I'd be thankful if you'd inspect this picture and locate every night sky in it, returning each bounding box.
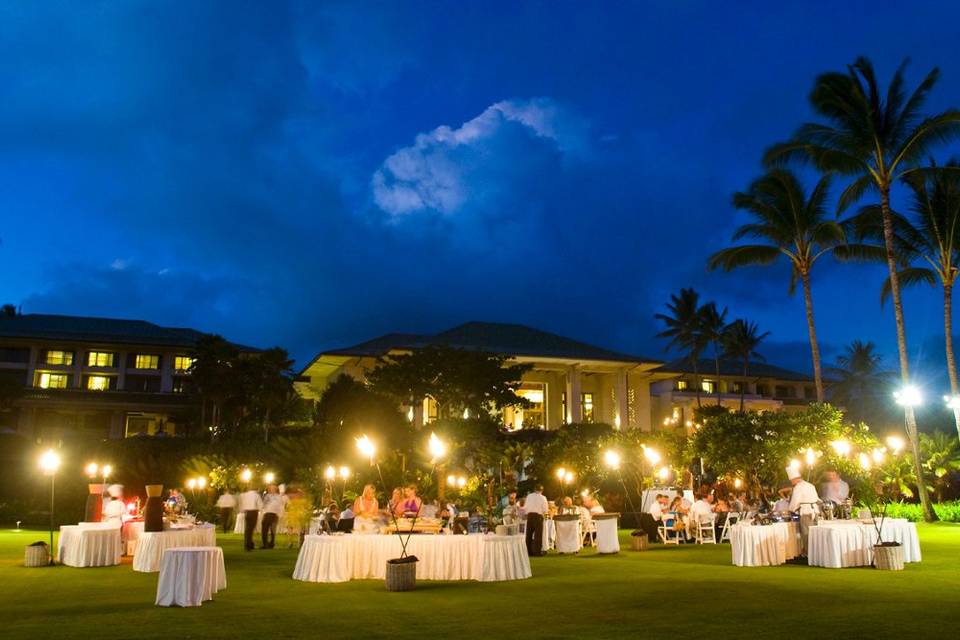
[3,2,960,384]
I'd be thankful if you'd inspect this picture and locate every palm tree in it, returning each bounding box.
[766,57,960,522]
[920,431,960,501]
[699,302,728,406]
[826,340,894,425]
[721,319,770,411]
[656,288,709,408]
[708,169,868,401]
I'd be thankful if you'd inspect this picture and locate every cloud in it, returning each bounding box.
[371,98,588,217]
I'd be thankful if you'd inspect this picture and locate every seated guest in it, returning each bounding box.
[669,495,689,515]
[387,488,403,517]
[584,494,605,514]
[502,493,519,523]
[421,500,440,518]
[649,494,669,521]
[396,484,422,517]
[574,496,592,522]
[559,496,578,515]
[686,490,715,539]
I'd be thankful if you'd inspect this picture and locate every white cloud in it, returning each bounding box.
[371,98,587,217]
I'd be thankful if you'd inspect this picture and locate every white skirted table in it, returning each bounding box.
[542,519,555,552]
[293,534,531,583]
[234,511,262,535]
[553,516,582,554]
[730,522,799,567]
[807,519,921,568]
[134,525,217,572]
[593,513,620,554]
[155,547,226,607]
[58,523,122,567]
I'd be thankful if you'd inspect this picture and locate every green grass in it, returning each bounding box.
[2,525,959,639]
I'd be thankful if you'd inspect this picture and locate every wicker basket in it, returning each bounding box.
[873,543,904,571]
[630,535,649,552]
[25,543,49,567]
[385,559,417,591]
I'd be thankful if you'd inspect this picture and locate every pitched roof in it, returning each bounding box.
[0,313,254,350]
[322,321,659,364]
[661,357,813,382]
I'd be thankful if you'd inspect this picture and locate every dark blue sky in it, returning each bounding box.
[3,1,960,382]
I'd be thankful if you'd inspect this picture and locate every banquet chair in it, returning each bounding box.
[659,516,681,545]
[580,515,597,547]
[720,512,741,543]
[695,514,717,544]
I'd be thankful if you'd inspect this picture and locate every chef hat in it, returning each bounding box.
[278,484,286,494]
[785,466,801,481]
[107,484,124,498]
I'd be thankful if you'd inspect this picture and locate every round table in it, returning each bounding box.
[133,525,217,572]
[292,533,531,583]
[155,547,226,607]
[807,519,921,568]
[57,523,122,567]
[729,522,799,567]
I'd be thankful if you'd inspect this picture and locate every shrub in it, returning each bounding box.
[882,500,960,522]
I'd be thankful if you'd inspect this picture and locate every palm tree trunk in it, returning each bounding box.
[943,282,960,444]
[880,185,937,522]
[740,358,748,412]
[691,355,702,408]
[799,269,825,402]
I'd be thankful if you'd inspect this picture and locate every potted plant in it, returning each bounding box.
[871,500,904,571]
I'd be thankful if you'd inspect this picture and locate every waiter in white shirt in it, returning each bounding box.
[238,486,263,551]
[215,491,237,534]
[787,466,820,555]
[820,469,850,504]
[523,484,548,557]
[261,484,286,549]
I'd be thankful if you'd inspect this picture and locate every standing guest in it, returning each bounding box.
[215,491,237,534]
[261,484,286,549]
[238,485,263,551]
[523,484,548,557]
[820,469,850,504]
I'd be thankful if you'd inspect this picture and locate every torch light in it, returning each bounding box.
[603,450,621,470]
[264,471,276,485]
[355,435,376,465]
[39,449,61,565]
[240,468,253,484]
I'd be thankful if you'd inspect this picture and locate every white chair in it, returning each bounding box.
[659,516,681,545]
[720,512,741,542]
[580,515,596,547]
[695,513,717,544]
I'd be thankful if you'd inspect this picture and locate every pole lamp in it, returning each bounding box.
[39,449,62,565]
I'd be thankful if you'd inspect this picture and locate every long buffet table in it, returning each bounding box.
[293,534,531,583]
[807,519,921,568]
[729,522,800,567]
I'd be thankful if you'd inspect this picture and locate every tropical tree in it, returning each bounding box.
[699,302,728,406]
[721,319,770,411]
[919,431,960,501]
[656,288,709,407]
[826,341,895,425]
[766,57,960,521]
[708,170,871,401]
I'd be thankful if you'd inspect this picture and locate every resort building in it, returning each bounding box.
[0,313,245,440]
[650,358,817,429]
[297,321,669,431]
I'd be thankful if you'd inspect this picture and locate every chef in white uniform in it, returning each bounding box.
[787,467,820,555]
[102,484,126,521]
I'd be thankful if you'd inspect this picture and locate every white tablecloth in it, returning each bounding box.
[553,519,582,554]
[594,515,620,554]
[542,519,555,552]
[234,511,262,534]
[292,534,531,583]
[807,519,921,568]
[730,522,799,567]
[156,547,226,607]
[58,524,122,567]
[134,525,217,572]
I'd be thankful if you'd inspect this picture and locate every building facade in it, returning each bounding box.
[0,314,237,440]
[298,322,669,431]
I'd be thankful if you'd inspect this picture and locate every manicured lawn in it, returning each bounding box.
[2,524,959,639]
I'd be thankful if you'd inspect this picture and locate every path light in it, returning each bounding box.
[804,448,818,466]
[39,449,61,565]
[564,471,575,485]
[186,478,197,490]
[643,448,661,465]
[872,448,886,464]
[886,436,905,454]
[447,474,457,487]
[102,464,112,480]
[603,450,621,470]
[858,453,871,471]
[264,471,276,484]
[457,476,467,489]
[428,432,447,461]
[324,465,336,480]
[240,468,253,483]
[894,385,922,407]
[338,466,350,480]
[830,440,851,457]
[85,462,99,478]
[657,467,670,482]
[555,467,566,480]
[197,477,207,489]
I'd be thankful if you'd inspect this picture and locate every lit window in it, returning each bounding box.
[422,397,438,423]
[676,379,688,391]
[561,392,567,423]
[511,383,545,429]
[134,354,160,369]
[37,372,69,389]
[581,393,594,423]
[701,379,715,394]
[87,376,110,391]
[732,381,744,394]
[87,351,115,367]
[45,350,73,366]
[173,356,195,372]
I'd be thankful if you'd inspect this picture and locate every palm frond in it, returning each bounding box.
[880,267,937,305]
[707,245,781,271]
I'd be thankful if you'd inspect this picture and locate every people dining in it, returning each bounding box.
[669,495,689,515]
[820,469,850,504]
[387,488,403,517]
[558,496,578,515]
[352,484,380,534]
[649,494,669,521]
[687,489,715,540]
[395,484,422,517]
[584,494,605,514]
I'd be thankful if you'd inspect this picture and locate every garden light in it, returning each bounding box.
[804,448,818,466]
[447,474,457,486]
[356,435,376,462]
[830,440,851,456]
[457,476,467,488]
[894,385,922,407]
[325,465,336,480]
[428,432,447,461]
[556,467,566,480]
[643,447,661,465]
[240,468,253,483]
[85,462,99,478]
[197,476,207,489]
[101,464,112,479]
[858,453,871,471]
[886,436,905,454]
[872,448,886,464]
[657,467,670,481]
[186,478,197,490]
[264,471,276,484]
[564,471,574,484]
[39,449,61,474]
[338,466,350,480]
[603,450,621,470]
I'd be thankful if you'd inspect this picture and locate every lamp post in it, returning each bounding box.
[39,449,61,565]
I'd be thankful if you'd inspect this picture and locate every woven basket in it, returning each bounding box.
[385,559,417,591]
[25,544,49,567]
[631,535,649,552]
[873,543,904,571]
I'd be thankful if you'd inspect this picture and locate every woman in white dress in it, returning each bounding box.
[352,484,380,534]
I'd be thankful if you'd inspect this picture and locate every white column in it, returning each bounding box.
[565,366,581,423]
[160,352,174,392]
[615,370,628,429]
